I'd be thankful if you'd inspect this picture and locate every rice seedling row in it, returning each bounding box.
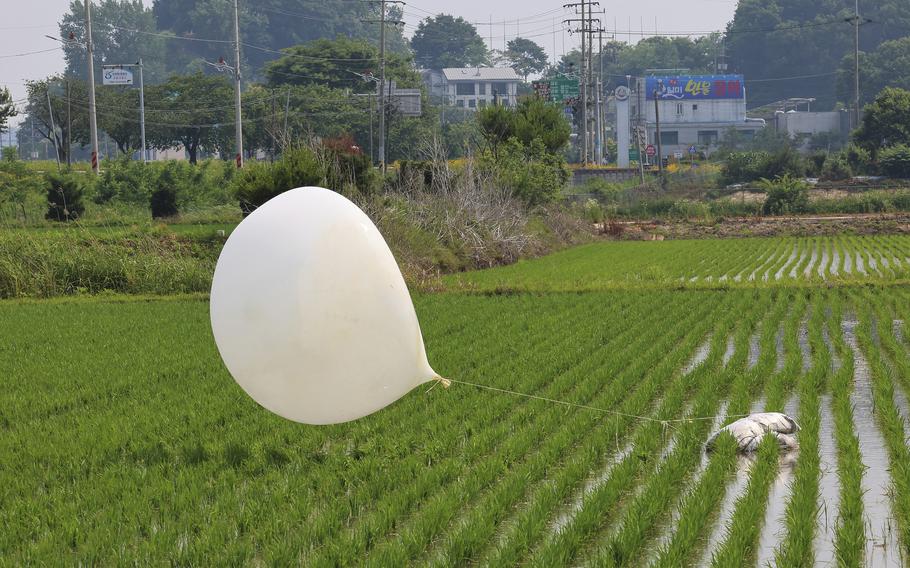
[647,292,771,568]
[447,236,910,292]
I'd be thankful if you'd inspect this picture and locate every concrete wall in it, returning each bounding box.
[645,123,765,158]
[645,99,747,124]
[775,111,842,136]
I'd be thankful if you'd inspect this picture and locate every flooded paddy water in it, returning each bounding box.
[842,319,904,567]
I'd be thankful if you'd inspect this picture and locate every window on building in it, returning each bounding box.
[491,82,509,96]
[660,131,679,145]
[455,82,475,96]
[697,130,719,146]
[456,99,465,108]
[676,103,684,115]
[740,130,755,140]
[692,104,698,111]
[468,99,476,108]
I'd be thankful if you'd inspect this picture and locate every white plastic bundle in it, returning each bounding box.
[706,412,800,453]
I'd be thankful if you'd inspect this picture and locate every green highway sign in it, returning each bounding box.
[628,148,640,160]
[550,76,579,103]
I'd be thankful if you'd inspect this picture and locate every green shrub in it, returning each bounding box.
[582,177,623,202]
[760,175,809,216]
[322,149,377,196]
[820,154,853,181]
[483,138,570,206]
[45,172,86,221]
[231,147,323,214]
[669,199,711,220]
[398,160,434,190]
[719,147,803,185]
[806,152,827,177]
[879,144,910,178]
[94,156,151,205]
[0,148,42,222]
[720,151,769,185]
[843,144,872,175]
[893,191,910,211]
[759,147,805,180]
[582,198,605,223]
[150,165,179,218]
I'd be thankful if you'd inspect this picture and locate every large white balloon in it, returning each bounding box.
[210,187,440,425]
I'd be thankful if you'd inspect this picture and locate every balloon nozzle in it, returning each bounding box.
[434,376,452,388]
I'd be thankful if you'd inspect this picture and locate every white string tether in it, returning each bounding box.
[431,377,750,426]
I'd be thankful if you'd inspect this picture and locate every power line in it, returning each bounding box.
[104,24,232,44]
[242,42,378,62]
[0,47,62,59]
[746,71,839,83]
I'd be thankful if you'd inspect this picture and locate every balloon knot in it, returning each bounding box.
[435,376,452,388]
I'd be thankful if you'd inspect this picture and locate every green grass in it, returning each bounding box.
[3,236,910,564]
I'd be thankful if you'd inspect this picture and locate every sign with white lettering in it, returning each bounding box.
[102,68,133,85]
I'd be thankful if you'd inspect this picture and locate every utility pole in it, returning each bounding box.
[363,0,403,171]
[580,0,586,165]
[564,1,601,165]
[66,79,71,167]
[654,91,663,173]
[378,0,386,172]
[233,0,243,168]
[45,87,60,170]
[138,59,146,162]
[853,0,860,128]
[595,26,604,165]
[85,0,100,174]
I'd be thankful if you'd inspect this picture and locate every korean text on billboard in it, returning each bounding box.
[645,75,744,100]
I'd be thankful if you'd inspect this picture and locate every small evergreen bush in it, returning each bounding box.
[45,172,86,221]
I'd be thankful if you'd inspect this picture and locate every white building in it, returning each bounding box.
[774,109,852,144]
[632,75,765,158]
[421,67,520,110]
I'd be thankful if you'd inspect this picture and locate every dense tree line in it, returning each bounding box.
[726,0,910,109]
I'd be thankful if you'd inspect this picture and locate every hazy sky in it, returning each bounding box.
[2,0,738,128]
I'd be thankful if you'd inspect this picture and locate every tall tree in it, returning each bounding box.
[838,37,910,106]
[726,0,910,110]
[146,73,233,164]
[21,77,90,164]
[853,87,910,157]
[512,96,571,153]
[410,15,489,69]
[0,88,16,135]
[60,0,168,84]
[152,0,409,79]
[96,85,143,154]
[504,38,549,81]
[264,37,419,92]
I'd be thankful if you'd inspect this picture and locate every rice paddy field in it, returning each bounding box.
[3,235,910,566]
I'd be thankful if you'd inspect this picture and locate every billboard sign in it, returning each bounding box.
[102,67,134,85]
[531,80,551,100]
[645,75,743,100]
